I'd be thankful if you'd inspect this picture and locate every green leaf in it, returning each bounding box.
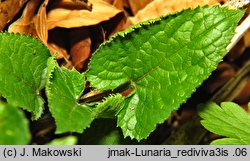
[0,33,50,119]
[47,65,94,133]
[0,102,31,144]
[47,136,77,145]
[45,56,57,92]
[198,102,250,145]
[211,138,245,145]
[86,6,245,140]
[95,94,125,118]
[47,58,125,134]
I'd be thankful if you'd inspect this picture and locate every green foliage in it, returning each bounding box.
[0,33,50,119]
[0,5,245,143]
[46,59,125,133]
[95,94,125,118]
[46,64,94,133]
[47,136,78,145]
[198,102,250,145]
[86,6,244,140]
[0,102,30,144]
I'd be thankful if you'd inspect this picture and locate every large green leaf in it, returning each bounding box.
[198,102,250,145]
[0,33,50,119]
[86,6,244,140]
[0,102,31,144]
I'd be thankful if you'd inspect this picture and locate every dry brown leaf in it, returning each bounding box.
[69,27,91,70]
[8,0,40,36]
[103,0,127,10]
[8,0,65,59]
[37,0,70,60]
[101,0,131,31]
[45,0,125,68]
[130,0,223,24]
[49,0,92,10]
[225,7,250,62]
[244,29,250,47]
[241,8,250,49]
[128,0,153,15]
[47,0,124,29]
[8,0,125,67]
[9,0,62,58]
[47,28,70,60]
[0,0,28,31]
[102,0,114,4]
[34,0,49,45]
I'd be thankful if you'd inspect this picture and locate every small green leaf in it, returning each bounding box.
[0,102,31,144]
[45,56,57,92]
[95,94,125,118]
[86,6,245,140]
[47,59,125,134]
[47,136,77,145]
[198,102,250,145]
[211,138,245,145]
[0,33,50,119]
[47,65,94,133]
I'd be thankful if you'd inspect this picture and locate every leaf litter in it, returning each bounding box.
[0,0,28,30]
[8,0,125,70]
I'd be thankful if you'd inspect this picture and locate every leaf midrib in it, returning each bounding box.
[132,12,229,84]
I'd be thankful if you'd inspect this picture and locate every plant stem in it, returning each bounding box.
[211,61,250,103]
[78,81,131,103]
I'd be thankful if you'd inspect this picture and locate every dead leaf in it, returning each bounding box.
[9,0,70,60]
[69,27,91,70]
[128,0,153,15]
[102,0,129,10]
[0,0,28,31]
[8,0,125,70]
[130,0,223,24]
[37,0,71,60]
[47,0,124,29]
[46,0,126,69]
[244,28,250,47]
[225,7,250,62]
[100,0,130,32]
[49,0,92,11]
[102,0,114,4]
[8,0,41,36]
[34,0,49,45]
[244,8,250,46]
[47,28,70,60]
